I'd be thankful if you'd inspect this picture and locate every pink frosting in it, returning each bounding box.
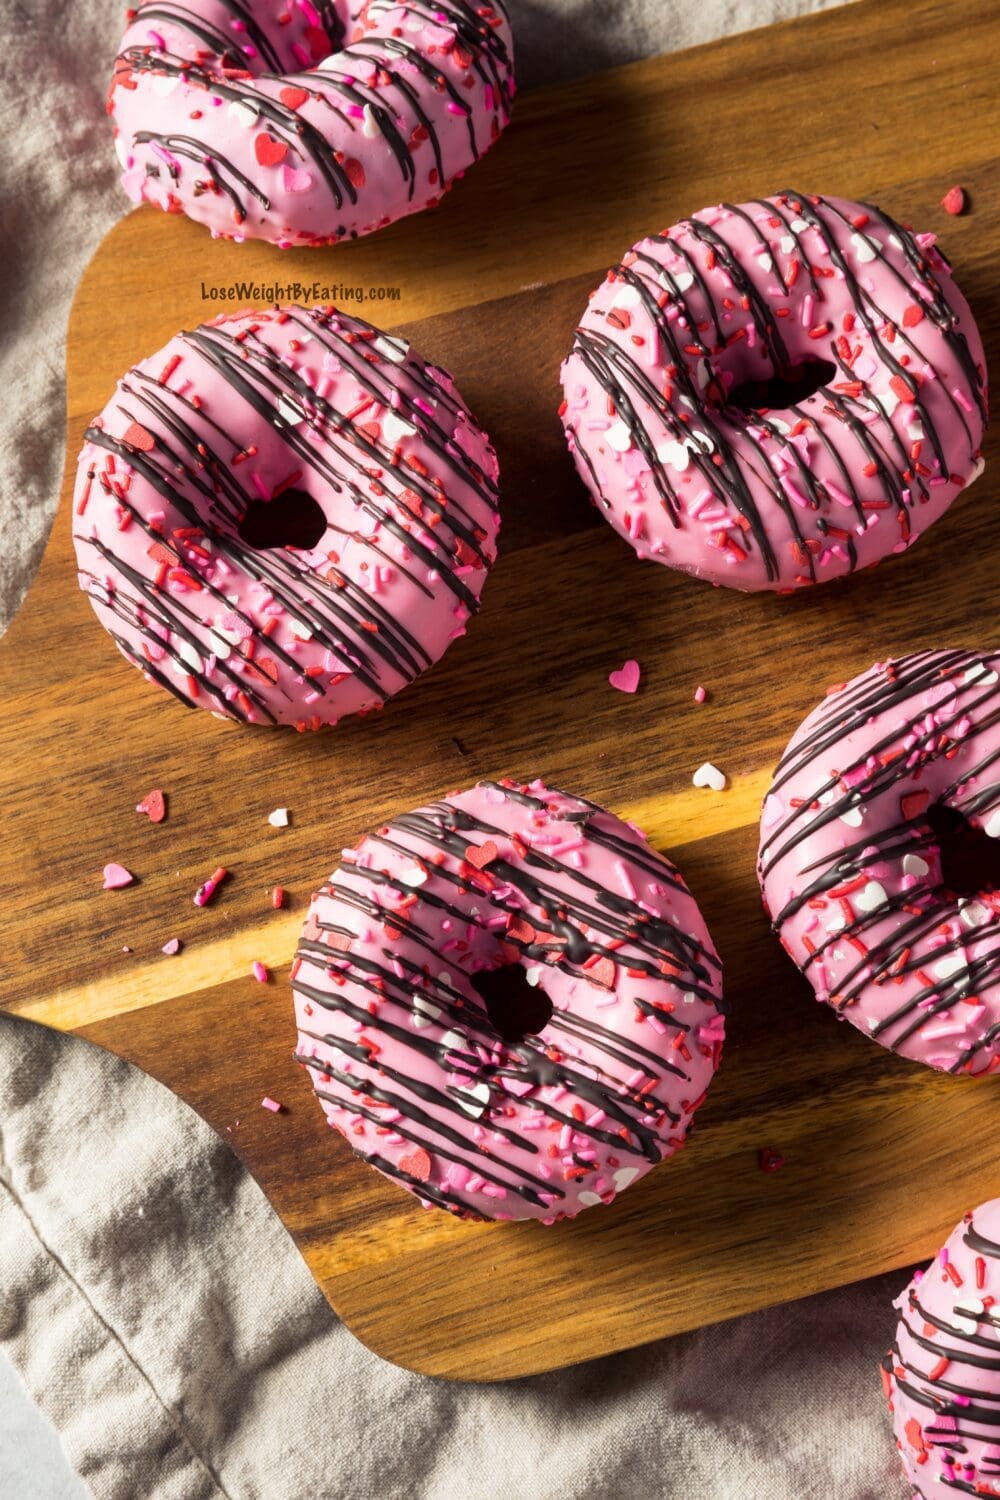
[71,305,500,728]
[110,1,515,247]
[885,1198,1000,1498]
[560,193,987,592]
[292,778,725,1221]
[758,650,1000,1074]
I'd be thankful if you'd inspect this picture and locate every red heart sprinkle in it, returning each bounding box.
[344,157,366,189]
[901,790,931,821]
[255,133,288,167]
[124,421,155,451]
[136,789,166,823]
[398,1146,432,1183]
[280,86,310,110]
[902,304,925,328]
[941,185,965,216]
[757,1147,786,1173]
[147,541,178,566]
[465,840,499,870]
[587,956,616,990]
[326,931,352,952]
[889,374,916,404]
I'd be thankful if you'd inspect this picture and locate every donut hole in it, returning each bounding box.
[726,358,836,415]
[472,966,554,1044]
[237,490,327,551]
[927,804,1000,897]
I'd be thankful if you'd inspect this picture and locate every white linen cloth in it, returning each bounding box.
[1,2,906,1496]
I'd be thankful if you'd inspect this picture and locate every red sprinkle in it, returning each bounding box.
[941,184,966,216]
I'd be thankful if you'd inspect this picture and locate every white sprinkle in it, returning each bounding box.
[902,854,929,877]
[856,880,888,913]
[935,952,967,979]
[613,1167,639,1191]
[985,809,1000,839]
[227,99,258,129]
[277,396,305,426]
[577,1191,603,1207]
[374,335,409,363]
[382,410,416,446]
[851,232,876,263]
[400,866,428,887]
[840,806,864,827]
[268,807,290,828]
[606,420,632,453]
[525,965,543,987]
[692,762,726,792]
[656,440,690,471]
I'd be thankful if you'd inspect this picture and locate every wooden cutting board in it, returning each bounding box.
[2,0,998,1381]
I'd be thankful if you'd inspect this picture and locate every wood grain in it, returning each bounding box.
[2,0,999,1379]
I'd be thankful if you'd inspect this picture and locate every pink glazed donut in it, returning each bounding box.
[758,650,1000,1075]
[292,778,725,1221]
[884,1197,1000,1498]
[109,1,515,247]
[72,305,500,728]
[559,192,987,592]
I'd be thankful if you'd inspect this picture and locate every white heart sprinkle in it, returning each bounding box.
[985,809,1000,839]
[115,134,130,168]
[856,880,888,913]
[790,218,809,234]
[400,866,428,887]
[672,271,695,293]
[614,285,641,308]
[382,410,416,446]
[267,807,289,828]
[227,99,258,129]
[903,854,929,877]
[606,420,632,453]
[456,1081,490,1118]
[178,639,202,671]
[362,103,379,138]
[613,1167,639,1191]
[935,952,967,979]
[411,997,442,1030]
[577,1191,603,1207]
[152,74,179,97]
[840,806,864,827]
[288,618,313,641]
[953,1310,980,1336]
[439,1030,464,1053]
[692,762,726,792]
[851,232,876,263]
[960,900,991,929]
[525,966,543,988]
[656,439,690,472]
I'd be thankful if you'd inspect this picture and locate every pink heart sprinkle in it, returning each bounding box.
[162,938,181,956]
[282,165,314,194]
[608,659,640,694]
[103,862,134,890]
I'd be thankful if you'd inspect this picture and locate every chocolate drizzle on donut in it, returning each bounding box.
[115,0,513,241]
[759,649,1000,1073]
[884,1207,1000,1498]
[73,307,499,725]
[564,192,987,588]
[292,781,724,1220]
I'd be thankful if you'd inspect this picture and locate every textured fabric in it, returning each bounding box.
[0,1,908,1498]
